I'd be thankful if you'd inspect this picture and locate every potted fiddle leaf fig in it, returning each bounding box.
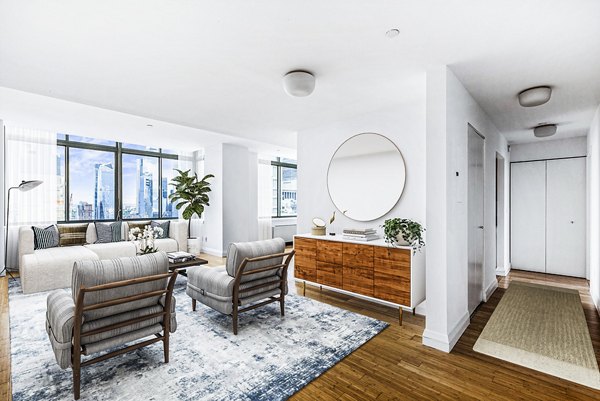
[169,169,214,251]
[381,218,425,253]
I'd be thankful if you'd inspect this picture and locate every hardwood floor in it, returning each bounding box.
[1,265,599,400]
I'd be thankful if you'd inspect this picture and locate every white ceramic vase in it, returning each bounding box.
[187,238,202,255]
[395,234,411,246]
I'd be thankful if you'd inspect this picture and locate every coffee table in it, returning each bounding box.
[168,257,208,277]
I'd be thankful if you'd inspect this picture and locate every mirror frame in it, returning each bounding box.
[326,132,406,222]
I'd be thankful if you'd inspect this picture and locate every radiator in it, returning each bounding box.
[272,224,297,243]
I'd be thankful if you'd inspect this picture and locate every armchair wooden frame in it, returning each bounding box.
[192,250,295,334]
[71,271,178,400]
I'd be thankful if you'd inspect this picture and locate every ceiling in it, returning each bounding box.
[1,0,599,147]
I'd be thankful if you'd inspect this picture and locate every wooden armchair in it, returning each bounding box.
[186,238,295,334]
[45,252,178,399]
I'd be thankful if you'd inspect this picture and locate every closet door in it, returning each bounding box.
[510,161,546,272]
[546,158,586,277]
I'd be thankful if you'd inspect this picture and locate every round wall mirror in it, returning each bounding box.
[327,133,406,221]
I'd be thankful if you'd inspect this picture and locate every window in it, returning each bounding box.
[68,148,116,220]
[57,146,66,220]
[57,135,179,222]
[161,159,178,218]
[271,158,297,217]
[122,154,159,219]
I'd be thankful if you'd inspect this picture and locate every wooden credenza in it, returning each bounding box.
[294,234,425,319]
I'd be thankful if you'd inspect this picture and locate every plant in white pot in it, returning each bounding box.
[381,218,425,253]
[168,169,214,253]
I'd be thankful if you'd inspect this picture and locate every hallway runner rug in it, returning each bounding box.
[473,281,600,389]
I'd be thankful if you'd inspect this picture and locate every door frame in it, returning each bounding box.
[509,155,586,271]
[467,123,485,315]
[495,153,506,275]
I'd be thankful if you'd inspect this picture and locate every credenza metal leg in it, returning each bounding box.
[303,281,306,296]
[399,307,403,326]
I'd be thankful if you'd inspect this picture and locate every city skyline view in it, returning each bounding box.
[57,137,180,221]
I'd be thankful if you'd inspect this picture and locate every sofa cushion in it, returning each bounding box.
[84,242,137,260]
[225,238,285,282]
[95,221,122,243]
[153,238,178,253]
[126,221,151,233]
[20,246,100,294]
[72,252,169,321]
[32,225,59,250]
[57,223,88,246]
[151,220,170,238]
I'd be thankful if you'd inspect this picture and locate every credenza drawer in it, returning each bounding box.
[317,240,343,264]
[317,261,343,288]
[295,264,316,282]
[374,246,411,263]
[343,265,373,297]
[374,256,411,306]
[343,243,374,268]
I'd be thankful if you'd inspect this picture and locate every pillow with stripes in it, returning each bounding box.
[32,225,59,250]
[94,222,122,243]
[57,223,88,246]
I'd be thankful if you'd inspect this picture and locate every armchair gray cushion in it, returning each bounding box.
[186,266,285,315]
[46,289,77,369]
[225,238,286,282]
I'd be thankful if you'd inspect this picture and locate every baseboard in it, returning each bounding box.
[592,291,600,318]
[201,246,225,257]
[483,278,499,302]
[422,311,470,353]
[495,263,511,276]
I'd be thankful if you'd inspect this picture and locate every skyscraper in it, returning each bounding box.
[136,158,153,217]
[94,162,114,219]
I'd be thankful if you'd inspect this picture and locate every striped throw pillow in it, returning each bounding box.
[127,221,151,233]
[57,223,88,246]
[94,222,122,243]
[151,220,170,238]
[32,225,59,250]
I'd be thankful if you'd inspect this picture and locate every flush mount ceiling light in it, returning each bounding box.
[534,123,557,138]
[518,86,552,107]
[283,70,315,97]
[385,28,400,38]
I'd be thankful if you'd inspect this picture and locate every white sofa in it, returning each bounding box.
[18,220,188,294]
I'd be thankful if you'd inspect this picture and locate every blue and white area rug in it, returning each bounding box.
[9,277,388,400]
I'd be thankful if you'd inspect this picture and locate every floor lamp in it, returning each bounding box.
[2,180,43,279]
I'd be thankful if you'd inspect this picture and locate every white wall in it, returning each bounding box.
[297,102,426,236]
[424,66,510,352]
[202,143,260,256]
[510,137,587,162]
[202,144,224,256]
[0,119,4,276]
[587,104,600,314]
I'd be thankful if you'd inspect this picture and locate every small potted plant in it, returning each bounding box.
[129,225,163,254]
[381,218,425,253]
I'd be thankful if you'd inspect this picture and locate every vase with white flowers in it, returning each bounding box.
[129,225,164,254]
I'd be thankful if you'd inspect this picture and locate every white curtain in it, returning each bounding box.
[4,126,57,225]
[258,159,273,240]
[4,126,57,269]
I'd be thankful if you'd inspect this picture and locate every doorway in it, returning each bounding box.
[468,124,485,315]
[510,157,586,277]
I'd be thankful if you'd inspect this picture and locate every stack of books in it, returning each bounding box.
[167,251,196,263]
[342,228,379,241]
